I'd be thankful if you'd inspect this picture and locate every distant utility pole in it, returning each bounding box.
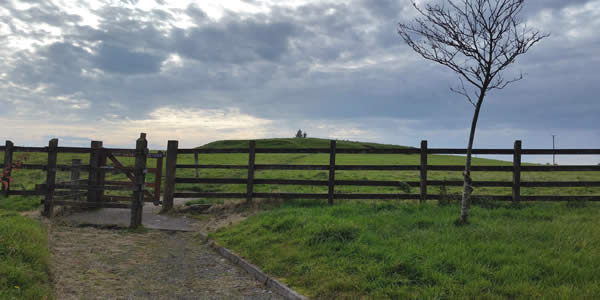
[552,135,556,165]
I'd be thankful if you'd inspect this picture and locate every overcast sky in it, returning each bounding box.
[1,0,599,164]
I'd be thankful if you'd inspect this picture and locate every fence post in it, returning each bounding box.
[97,148,107,202]
[2,140,14,197]
[246,141,256,204]
[88,141,103,202]
[43,139,58,217]
[131,133,147,228]
[71,159,81,201]
[328,140,336,205]
[420,140,428,203]
[162,140,178,211]
[194,151,199,178]
[512,140,522,205]
[154,152,163,205]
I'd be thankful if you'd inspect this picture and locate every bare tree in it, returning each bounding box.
[398,0,547,224]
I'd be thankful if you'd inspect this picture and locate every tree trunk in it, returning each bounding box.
[460,91,486,224]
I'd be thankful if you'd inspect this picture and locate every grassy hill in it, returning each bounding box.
[199,137,412,150]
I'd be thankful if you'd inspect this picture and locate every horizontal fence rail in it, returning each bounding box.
[159,140,600,207]
[176,147,600,155]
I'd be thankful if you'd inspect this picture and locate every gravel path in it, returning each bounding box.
[49,223,284,299]
[49,198,286,299]
[59,199,201,231]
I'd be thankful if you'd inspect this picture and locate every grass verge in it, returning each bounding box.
[0,195,52,299]
[212,200,600,299]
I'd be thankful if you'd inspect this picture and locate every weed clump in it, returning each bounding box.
[308,224,359,246]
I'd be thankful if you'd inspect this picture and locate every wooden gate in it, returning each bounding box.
[1,133,161,228]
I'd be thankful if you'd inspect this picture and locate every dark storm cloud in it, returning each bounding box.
[92,43,166,74]
[172,18,297,63]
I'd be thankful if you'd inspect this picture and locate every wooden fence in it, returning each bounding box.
[0,134,164,227]
[161,140,600,209]
[3,137,600,222]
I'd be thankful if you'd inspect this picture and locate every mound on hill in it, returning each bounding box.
[198,138,412,150]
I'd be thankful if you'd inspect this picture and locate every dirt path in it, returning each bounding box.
[49,223,283,299]
[47,199,285,299]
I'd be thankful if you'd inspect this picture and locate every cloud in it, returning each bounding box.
[0,0,598,165]
[92,43,166,74]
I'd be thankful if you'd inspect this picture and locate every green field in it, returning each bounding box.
[212,200,600,299]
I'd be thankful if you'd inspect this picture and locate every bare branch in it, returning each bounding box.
[450,77,477,107]
[398,0,548,104]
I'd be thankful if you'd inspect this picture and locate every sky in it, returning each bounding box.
[1,0,599,164]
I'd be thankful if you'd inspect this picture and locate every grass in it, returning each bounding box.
[0,197,52,299]
[212,200,600,299]
[1,137,598,299]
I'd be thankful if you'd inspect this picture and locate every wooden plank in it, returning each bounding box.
[428,149,514,155]
[52,200,131,209]
[334,193,421,200]
[177,148,246,154]
[336,165,420,171]
[336,180,420,187]
[513,140,522,204]
[131,133,148,228]
[102,195,134,202]
[246,141,256,203]
[70,159,82,201]
[153,153,163,205]
[88,141,102,202]
[43,139,58,217]
[56,147,92,153]
[420,140,427,203]
[106,154,135,181]
[167,192,600,202]
[521,165,600,172]
[428,165,513,171]
[427,180,512,187]
[521,181,600,187]
[54,184,138,191]
[12,146,47,152]
[54,190,86,196]
[2,140,14,197]
[522,149,600,155]
[254,193,329,199]
[335,149,420,154]
[97,149,107,203]
[104,148,136,154]
[163,140,178,211]
[177,164,248,169]
[194,151,199,178]
[520,196,600,201]
[176,178,246,184]
[180,148,421,154]
[173,192,246,198]
[256,179,328,186]
[103,180,135,186]
[8,190,42,196]
[328,141,336,205]
[256,164,329,170]
[176,147,600,155]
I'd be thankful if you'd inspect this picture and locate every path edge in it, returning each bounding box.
[198,232,309,300]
